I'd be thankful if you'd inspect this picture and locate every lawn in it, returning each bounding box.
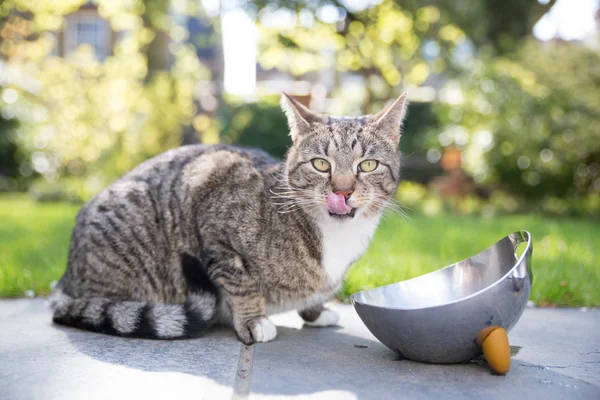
[344,211,599,307]
[1,195,598,306]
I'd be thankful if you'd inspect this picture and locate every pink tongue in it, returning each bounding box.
[327,192,352,215]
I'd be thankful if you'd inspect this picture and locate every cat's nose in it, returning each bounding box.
[334,190,353,200]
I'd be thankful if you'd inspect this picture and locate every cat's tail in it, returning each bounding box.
[49,289,218,339]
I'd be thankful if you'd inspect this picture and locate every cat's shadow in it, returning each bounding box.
[57,320,402,397]
[55,317,534,398]
[60,324,243,380]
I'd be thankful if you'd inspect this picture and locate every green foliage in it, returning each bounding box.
[396,101,443,183]
[428,0,557,54]
[399,101,440,155]
[435,40,600,201]
[11,48,206,199]
[252,0,555,55]
[0,106,20,190]
[396,181,600,219]
[0,0,211,199]
[220,96,291,159]
[257,0,465,112]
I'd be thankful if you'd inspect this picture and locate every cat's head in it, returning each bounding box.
[278,93,408,221]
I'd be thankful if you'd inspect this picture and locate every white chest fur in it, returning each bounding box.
[319,214,381,285]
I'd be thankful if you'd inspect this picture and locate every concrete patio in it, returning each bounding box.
[1,299,598,400]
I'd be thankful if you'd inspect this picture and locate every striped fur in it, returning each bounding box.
[50,290,216,338]
[50,94,408,344]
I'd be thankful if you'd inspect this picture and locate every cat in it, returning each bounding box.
[49,92,408,345]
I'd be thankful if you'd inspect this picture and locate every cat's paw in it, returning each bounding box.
[235,317,277,344]
[250,318,277,342]
[304,309,339,327]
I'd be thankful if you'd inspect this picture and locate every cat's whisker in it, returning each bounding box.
[271,199,318,206]
[270,192,315,198]
[364,196,412,222]
[275,201,296,208]
[272,199,320,208]
[387,197,413,212]
[270,190,316,196]
[276,200,317,209]
[284,203,323,223]
[270,195,309,201]
[270,196,316,201]
[278,204,320,217]
[277,209,300,214]
[295,207,324,224]
[270,186,315,193]
[380,201,412,222]
[271,198,317,204]
[275,198,323,214]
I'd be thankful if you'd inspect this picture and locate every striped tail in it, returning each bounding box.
[49,289,218,339]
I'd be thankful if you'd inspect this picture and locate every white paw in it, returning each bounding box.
[251,318,278,342]
[305,309,339,327]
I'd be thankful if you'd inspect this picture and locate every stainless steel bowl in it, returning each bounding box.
[351,231,533,364]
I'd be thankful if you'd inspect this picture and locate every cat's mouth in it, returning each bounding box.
[328,208,357,219]
[326,192,354,218]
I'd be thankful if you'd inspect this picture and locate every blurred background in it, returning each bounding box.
[0,0,598,306]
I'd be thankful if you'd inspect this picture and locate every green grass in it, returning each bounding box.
[0,195,80,297]
[344,212,600,307]
[1,195,598,306]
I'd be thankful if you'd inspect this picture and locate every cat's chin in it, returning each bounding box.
[328,208,357,220]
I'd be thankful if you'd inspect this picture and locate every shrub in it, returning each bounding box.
[220,96,290,159]
[435,40,600,201]
[0,109,20,191]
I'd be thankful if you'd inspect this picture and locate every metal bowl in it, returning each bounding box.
[351,231,533,364]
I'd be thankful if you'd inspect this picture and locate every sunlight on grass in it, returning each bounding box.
[0,195,598,306]
[0,195,79,297]
[344,212,600,307]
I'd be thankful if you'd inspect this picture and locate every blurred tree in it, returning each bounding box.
[142,0,171,78]
[250,0,557,124]
[220,95,290,159]
[255,0,464,113]
[253,0,556,56]
[0,105,19,188]
[436,40,600,201]
[0,0,562,199]
[419,0,557,54]
[0,0,211,199]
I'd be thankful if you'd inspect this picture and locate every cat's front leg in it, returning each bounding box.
[210,251,277,345]
[225,288,277,345]
[299,304,340,327]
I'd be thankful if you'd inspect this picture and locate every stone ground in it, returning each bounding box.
[0,299,598,400]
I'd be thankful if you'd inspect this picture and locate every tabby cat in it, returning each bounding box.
[50,93,408,345]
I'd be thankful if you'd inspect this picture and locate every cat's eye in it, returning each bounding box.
[358,159,378,172]
[311,158,331,172]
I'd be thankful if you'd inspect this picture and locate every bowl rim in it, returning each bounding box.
[350,230,532,311]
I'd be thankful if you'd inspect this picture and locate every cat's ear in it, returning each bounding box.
[372,92,409,144]
[280,93,321,142]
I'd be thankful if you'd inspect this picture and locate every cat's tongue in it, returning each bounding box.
[327,192,352,215]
